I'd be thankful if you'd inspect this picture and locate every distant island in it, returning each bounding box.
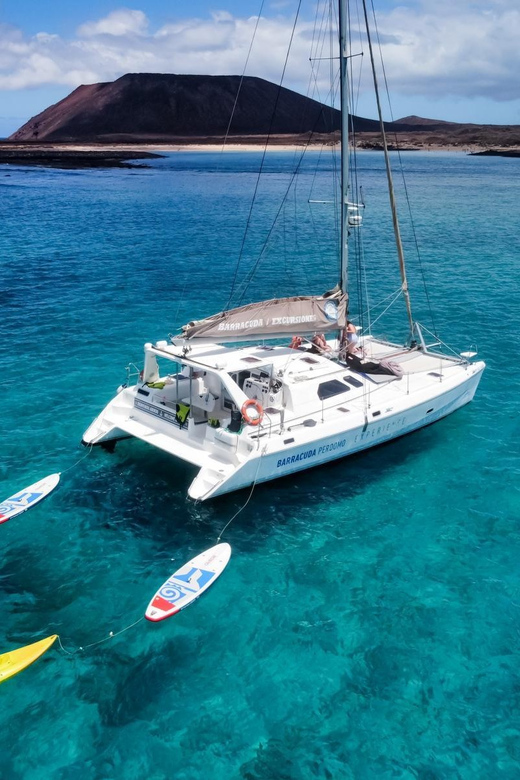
[2,74,520,165]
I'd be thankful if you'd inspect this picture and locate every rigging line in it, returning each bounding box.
[303,71,344,177]
[367,289,403,329]
[328,1,341,264]
[346,2,365,331]
[361,0,414,338]
[305,4,340,211]
[220,0,265,157]
[350,0,364,118]
[234,79,343,305]
[369,0,437,337]
[307,0,330,107]
[309,0,327,64]
[308,141,324,202]
[361,235,372,336]
[283,3,337,274]
[225,0,303,309]
[347,15,361,319]
[309,11,335,117]
[306,4,338,142]
[328,0,341,272]
[234,129,326,305]
[413,322,462,359]
[359,285,401,320]
[296,0,332,141]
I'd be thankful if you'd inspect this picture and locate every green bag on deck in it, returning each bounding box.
[176,402,190,426]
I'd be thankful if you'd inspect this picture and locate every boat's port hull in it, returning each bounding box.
[81,428,131,447]
[188,361,484,499]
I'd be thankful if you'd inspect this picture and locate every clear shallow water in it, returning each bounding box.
[0,151,519,779]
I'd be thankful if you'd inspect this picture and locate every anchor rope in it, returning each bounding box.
[216,448,265,543]
[59,443,93,475]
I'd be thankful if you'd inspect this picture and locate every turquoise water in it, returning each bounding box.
[0,151,519,778]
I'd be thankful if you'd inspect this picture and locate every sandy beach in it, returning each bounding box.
[0,140,518,168]
[1,141,513,153]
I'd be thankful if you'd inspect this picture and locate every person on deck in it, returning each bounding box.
[311,333,332,354]
[346,321,358,353]
[340,321,359,357]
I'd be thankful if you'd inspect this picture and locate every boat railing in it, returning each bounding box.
[414,322,474,364]
[124,362,142,386]
[249,381,393,443]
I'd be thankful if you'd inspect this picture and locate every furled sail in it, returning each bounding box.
[180,289,348,342]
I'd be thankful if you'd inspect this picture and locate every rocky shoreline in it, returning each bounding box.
[0,146,162,168]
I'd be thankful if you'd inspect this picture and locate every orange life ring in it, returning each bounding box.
[241,399,264,426]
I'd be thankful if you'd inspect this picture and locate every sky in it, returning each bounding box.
[0,0,519,136]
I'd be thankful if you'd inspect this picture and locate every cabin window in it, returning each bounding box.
[317,380,350,400]
[344,376,363,388]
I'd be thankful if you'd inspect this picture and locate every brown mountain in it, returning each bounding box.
[9,73,387,143]
[9,75,520,150]
[396,115,456,127]
[390,114,520,148]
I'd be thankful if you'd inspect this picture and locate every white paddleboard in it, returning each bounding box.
[0,473,60,525]
[145,542,231,622]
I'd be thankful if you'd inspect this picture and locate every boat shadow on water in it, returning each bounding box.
[72,406,468,551]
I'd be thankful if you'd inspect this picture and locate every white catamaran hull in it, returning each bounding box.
[188,361,483,499]
[83,341,484,500]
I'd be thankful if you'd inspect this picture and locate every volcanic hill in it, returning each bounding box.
[9,74,520,151]
[9,73,379,143]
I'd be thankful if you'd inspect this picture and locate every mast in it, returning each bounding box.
[361,0,414,335]
[338,0,350,295]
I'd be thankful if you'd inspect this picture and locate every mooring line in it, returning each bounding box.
[59,443,93,476]
[216,448,265,543]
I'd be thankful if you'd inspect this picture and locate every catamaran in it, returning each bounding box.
[82,0,485,500]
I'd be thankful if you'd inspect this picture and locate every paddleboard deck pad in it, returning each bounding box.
[0,473,60,524]
[0,635,58,683]
[145,543,231,622]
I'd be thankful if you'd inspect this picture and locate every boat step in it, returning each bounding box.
[114,417,210,467]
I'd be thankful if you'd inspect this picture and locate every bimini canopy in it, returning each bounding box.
[181,289,348,342]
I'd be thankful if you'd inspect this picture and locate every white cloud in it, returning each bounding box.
[369,3,520,103]
[0,3,518,110]
[77,9,148,38]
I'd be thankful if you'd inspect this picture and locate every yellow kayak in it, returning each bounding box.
[0,635,58,683]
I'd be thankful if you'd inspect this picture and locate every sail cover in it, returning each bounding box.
[181,289,348,342]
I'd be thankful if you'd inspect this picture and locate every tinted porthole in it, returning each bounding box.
[344,376,363,388]
[317,380,350,400]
